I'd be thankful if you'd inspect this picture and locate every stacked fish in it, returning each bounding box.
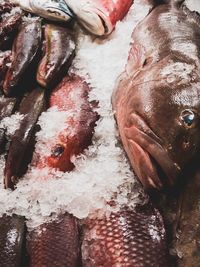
[0,0,200,266]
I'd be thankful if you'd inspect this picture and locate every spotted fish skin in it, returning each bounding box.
[82,205,170,266]
[0,214,26,267]
[27,214,81,267]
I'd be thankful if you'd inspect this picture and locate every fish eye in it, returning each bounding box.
[180,109,196,128]
[51,145,65,158]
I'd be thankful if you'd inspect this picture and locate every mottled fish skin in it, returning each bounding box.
[0,12,22,50]
[14,0,73,22]
[0,95,19,152]
[37,24,76,88]
[27,214,81,267]
[0,50,11,88]
[34,74,98,172]
[112,2,200,191]
[173,170,200,266]
[66,0,133,35]
[0,1,14,15]
[4,87,46,189]
[3,17,42,96]
[0,214,26,267]
[82,204,170,266]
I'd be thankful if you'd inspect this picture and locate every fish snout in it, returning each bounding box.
[124,113,181,191]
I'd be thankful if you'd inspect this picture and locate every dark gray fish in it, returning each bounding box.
[37,23,76,88]
[0,214,26,267]
[112,0,200,191]
[0,12,22,50]
[3,17,42,96]
[27,213,81,267]
[4,87,46,189]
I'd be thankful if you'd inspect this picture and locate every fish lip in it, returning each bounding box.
[124,113,180,190]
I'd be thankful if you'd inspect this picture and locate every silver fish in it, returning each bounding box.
[13,0,73,22]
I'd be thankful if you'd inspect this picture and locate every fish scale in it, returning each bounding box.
[82,206,169,266]
[0,215,25,267]
[27,214,81,267]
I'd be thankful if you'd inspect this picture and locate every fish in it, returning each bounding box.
[82,201,170,266]
[174,169,200,266]
[37,23,76,88]
[4,87,47,189]
[13,0,74,23]
[3,17,42,96]
[14,0,133,36]
[0,50,11,89]
[33,74,98,172]
[0,12,22,50]
[0,214,26,267]
[65,0,133,35]
[112,0,200,191]
[0,96,19,153]
[27,213,81,267]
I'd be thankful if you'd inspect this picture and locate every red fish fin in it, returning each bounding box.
[125,43,147,76]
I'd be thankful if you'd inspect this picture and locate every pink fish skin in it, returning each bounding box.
[82,204,170,266]
[34,74,98,172]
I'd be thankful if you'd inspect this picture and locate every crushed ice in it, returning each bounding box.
[0,0,151,229]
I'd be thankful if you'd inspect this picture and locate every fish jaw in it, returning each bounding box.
[15,0,73,22]
[66,0,133,35]
[123,113,180,191]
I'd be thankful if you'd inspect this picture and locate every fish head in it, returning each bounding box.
[120,61,200,191]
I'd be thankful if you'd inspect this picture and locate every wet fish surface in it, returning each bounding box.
[27,213,81,267]
[112,0,200,191]
[82,202,170,266]
[34,74,98,172]
[0,214,26,267]
[4,87,46,189]
[3,17,42,96]
[37,23,76,88]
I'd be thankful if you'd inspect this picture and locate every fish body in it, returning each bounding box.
[27,214,80,267]
[3,17,42,96]
[0,12,22,50]
[4,87,46,189]
[112,2,200,190]
[82,203,169,266]
[13,0,73,22]
[14,0,133,35]
[37,24,76,88]
[65,0,133,35]
[0,214,26,267]
[34,74,98,172]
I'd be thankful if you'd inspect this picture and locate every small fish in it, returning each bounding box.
[112,0,200,190]
[27,214,81,267]
[37,23,76,88]
[82,202,170,266]
[13,0,74,22]
[0,214,26,267]
[4,87,46,189]
[58,0,133,35]
[3,17,42,96]
[34,74,98,172]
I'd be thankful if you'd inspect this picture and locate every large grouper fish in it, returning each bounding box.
[112,0,200,191]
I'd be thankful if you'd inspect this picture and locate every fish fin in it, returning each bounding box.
[125,43,148,77]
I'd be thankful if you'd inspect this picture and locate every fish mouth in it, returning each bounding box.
[124,113,180,190]
[66,1,113,35]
